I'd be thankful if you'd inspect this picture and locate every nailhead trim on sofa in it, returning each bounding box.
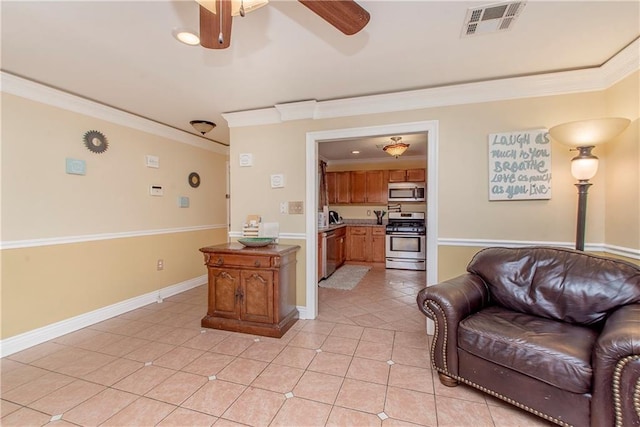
[613,354,640,427]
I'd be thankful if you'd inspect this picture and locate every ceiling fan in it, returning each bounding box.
[196,0,370,49]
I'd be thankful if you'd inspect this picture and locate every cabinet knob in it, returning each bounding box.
[254,260,261,268]
[216,257,224,266]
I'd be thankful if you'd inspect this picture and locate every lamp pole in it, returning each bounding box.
[574,180,591,251]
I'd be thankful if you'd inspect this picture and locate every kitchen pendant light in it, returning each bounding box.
[383,136,410,158]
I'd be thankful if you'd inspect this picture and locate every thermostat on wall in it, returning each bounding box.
[150,185,163,196]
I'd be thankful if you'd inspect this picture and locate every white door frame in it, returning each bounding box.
[304,120,439,320]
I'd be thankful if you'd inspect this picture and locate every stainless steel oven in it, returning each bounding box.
[385,212,426,271]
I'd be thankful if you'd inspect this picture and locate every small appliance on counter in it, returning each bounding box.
[318,211,328,229]
[328,210,342,225]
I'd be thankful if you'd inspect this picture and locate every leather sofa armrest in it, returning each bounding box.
[592,303,640,427]
[416,273,489,377]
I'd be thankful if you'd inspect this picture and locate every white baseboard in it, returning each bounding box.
[297,306,310,320]
[0,275,207,358]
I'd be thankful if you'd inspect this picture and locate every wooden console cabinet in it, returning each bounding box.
[199,243,300,338]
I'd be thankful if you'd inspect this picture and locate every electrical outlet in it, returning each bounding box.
[367,210,371,216]
[288,201,304,214]
[157,259,164,270]
[280,202,288,214]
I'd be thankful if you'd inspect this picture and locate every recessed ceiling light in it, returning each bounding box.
[351,150,360,154]
[173,29,200,46]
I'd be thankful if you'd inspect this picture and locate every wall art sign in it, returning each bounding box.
[488,128,551,201]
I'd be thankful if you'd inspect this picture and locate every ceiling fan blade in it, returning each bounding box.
[298,0,370,35]
[199,1,232,49]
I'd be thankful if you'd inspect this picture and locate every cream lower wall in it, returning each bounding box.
[1,228,226,338]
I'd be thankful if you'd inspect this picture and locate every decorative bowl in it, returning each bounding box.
[238,237,275,247]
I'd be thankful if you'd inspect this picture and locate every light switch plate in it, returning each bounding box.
[270,174,285,188]
[146,155,159,168]
[288,201,304,214]
[239,153,253,167]
[178,196,189,208]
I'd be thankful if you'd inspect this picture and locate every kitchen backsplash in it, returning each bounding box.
[330,204,426,220]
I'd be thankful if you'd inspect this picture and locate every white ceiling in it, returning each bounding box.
[2,0,638,158]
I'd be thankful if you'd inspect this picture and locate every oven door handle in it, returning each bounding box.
[386,232,425,236]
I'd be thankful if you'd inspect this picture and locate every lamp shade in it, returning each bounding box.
[383,136,410,158]
[571,146,598,181]
[549,117,630,147]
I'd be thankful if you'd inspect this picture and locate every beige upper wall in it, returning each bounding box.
[1,93,230,339]
[603,72,640,250]
[230,89,621,245]
[1,93,228,241]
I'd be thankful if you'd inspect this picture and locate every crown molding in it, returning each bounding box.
[0,72,229,155]
[223,38,639,128]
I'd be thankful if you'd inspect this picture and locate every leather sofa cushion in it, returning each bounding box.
[466,246,640,325]
[458,306,598,394]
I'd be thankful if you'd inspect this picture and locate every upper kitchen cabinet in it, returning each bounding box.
[350,170,388,204]
[327,171,350,204]
[388,169,426,183]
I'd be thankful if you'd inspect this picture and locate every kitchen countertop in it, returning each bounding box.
[318,221,386,233]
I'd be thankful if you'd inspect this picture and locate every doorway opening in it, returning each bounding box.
[304,121,439,320]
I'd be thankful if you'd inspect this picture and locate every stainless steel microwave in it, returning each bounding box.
[388,182,426,202]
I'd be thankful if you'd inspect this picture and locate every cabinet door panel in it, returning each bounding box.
[388,170,407,182]
[366,170,387,203]
[241,271,274,324]
[347,227,369,261]
[372,232,386,263]
[349,171,367,203]
[209,268,240,319]
[406,169,426,182]
[336,172,351,204]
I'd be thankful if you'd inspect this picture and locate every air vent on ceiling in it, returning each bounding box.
[461,1,526,37]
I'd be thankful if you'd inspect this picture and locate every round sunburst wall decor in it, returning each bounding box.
[83,130,108,154]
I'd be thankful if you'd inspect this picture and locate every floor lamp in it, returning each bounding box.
[549,118,630,251]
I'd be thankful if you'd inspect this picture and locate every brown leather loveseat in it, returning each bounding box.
[417,246,640,427]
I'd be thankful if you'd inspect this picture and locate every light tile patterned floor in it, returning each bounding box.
[1,265,553,426]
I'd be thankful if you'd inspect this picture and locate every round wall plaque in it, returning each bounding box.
[189,172,201,188]
[83,130,108,154]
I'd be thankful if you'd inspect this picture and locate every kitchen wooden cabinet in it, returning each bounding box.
[327,171,350,204]
[349,170,388,204]
[347,227,368,261]
[346,226,386,263]
[371,227,386,263]
[388,168,426,183]
[200,243,300,338]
